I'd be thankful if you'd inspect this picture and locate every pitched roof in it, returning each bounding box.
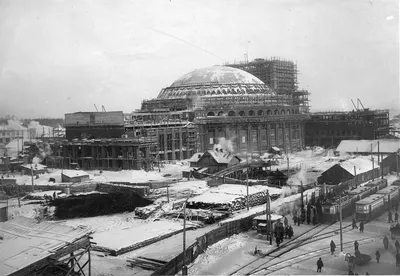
[338,158,376,176]
[336,139,400,154]
[188,152,204,163]
[206,149,240,164]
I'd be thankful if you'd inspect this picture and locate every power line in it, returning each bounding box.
[147,27,226,62]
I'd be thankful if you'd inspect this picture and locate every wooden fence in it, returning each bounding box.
[152,211,265,276]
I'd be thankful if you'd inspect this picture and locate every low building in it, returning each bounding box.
[380,151,400,173]
[335,139,400,155]
[188,152,204,167]
[61,170,90,183]
[20,163,48,175]
[318,158,376,185]
[195,148,241,174]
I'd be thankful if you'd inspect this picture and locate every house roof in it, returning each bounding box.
[0,217,92,275]
[206,149,241,164]
[338,158,376,176]
[62,169,89,178]
[188,152,204,163]
[336,139,400,154]
[20,163,47,170]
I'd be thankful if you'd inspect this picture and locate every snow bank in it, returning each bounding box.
[90,170,166,183]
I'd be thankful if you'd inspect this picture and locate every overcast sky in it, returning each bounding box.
[0,0,398,118]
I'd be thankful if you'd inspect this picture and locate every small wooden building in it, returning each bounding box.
[61,169,90,183]
[380,151,400,173]
[195,149,241,174]
[20,163,48,175]
[318,158,374,185]
[188,152,204,168]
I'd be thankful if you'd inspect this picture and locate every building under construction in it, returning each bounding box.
[305,108,390,148]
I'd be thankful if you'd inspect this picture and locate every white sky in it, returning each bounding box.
[0,0,398,118]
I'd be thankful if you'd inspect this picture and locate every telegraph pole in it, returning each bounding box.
[246,169,249,211]
[287,155,289,179]
[339,195,343,252]
[182,193,192,276]
[266,189,272,245]
[397,150,399,177]
[30,164,34,192]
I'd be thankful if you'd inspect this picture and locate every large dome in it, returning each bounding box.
[157,66,274,99]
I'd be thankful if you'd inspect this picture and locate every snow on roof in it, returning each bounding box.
[20,163,47,170]
[271,147,281,151]
[339,157,376,176]
[188,152,204,163]
[62,169,89,178]
[206,150,240,164]
[356,194,384,205]
[253,214,283,221]
[336,140,400,154]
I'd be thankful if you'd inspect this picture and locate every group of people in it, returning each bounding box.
[274,216,294,247]
[352,218,364,232]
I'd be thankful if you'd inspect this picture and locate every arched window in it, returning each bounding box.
[249,110,255,116]
[239,111,245,116]
[207,111,215,116]
[274,110,279,115]
[267,110,272,115]
[257,110,264,116]
[228,111,236,116]
[287,109,291,114]
[281,110,285,115]
[218,111,224,116]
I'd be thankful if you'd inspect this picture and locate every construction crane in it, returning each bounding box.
[357,98,366,110]
[93,104,99,112]
[351,99,358,111]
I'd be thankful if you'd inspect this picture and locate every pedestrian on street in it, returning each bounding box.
[376,250,380,263]
[395,212,399,223]
[383,236,389,249]
[330,240,336,255]
[359,221,364,233]
[354,241,359,252]
[389,211,393,223]
[297,215,300,226]
[317,257,323,273]
[313,216,317,225]
[395,240,400,253]
[396,202,399,212]
[284,216,288,228]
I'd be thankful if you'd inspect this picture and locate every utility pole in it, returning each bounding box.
[339,195,343,252]
[372,156,375,181]
[354,166,357,188]
[246,169,249,211]
[30,164,34,192]
[397,150,399,177]
[287,155,289,179]
[167,183,170,203]
[377,141,380,165]
[266,189,272,245]
[300,181,304,210]
[182,193,192,276]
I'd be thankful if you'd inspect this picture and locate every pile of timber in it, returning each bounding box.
[187,191,281,212]
[127,256,167,271]
[163,208,229,224]
[135,204,161,219]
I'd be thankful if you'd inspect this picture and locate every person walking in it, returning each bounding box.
[284,216,288,228]
[330,240,336,255]
[389,211,393,223]
[384,236,389,250]
[359,221,364,233]
[317,257,323,273]
[395,212,399,223]
[376,250,380,263]
[395,240,400,253]
[354,241,359,252]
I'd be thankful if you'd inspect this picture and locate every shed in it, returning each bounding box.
[268,147,282,155]
[318,158,375,185]
[380,151,400,173]
[188,152,204,167]
[61,169,90,183]
[196,149,241,174]
[20,163,48,175]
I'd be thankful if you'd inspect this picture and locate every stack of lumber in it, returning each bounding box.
[135,204,161,219]
[127,256,167,271]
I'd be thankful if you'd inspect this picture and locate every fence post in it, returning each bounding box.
[225,224,229,237]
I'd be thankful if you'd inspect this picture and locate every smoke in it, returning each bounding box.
[28,121,40,129]
[6,119,26,130]
[214,137,235,153]
[38,142,53,160]
[32,156,41,165]
[287,163,308,186]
